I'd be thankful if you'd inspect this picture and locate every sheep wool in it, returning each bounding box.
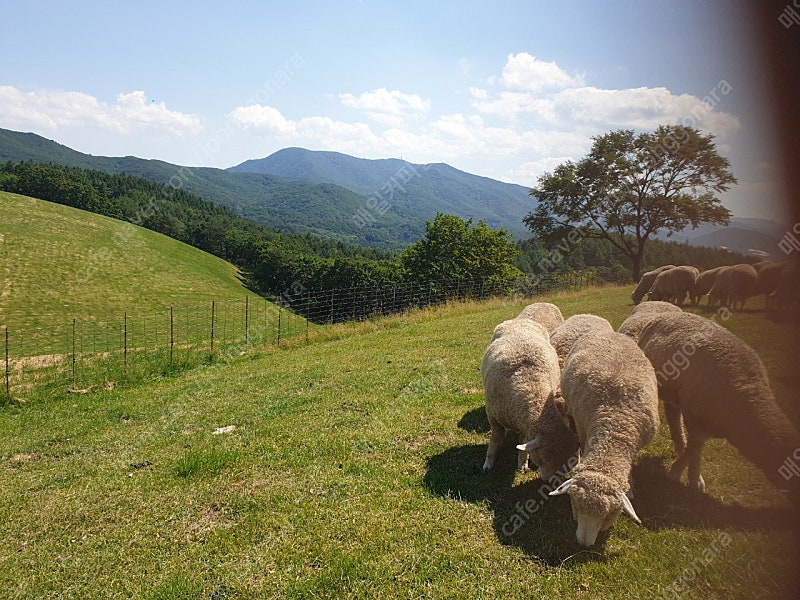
[514,302,565,334]
[481,318,578,479]
[618,302,682,343]
[637,311,800,500]
[549,331,659,547]
[549,313,614,367]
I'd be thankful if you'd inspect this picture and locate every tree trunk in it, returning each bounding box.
[630,254,642,282]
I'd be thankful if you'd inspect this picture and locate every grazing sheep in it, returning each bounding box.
[769,260,800,313]
[515,302,564,334]
[708,266,733,308]
[543,331,659,547]
[631,265,675,305]
[647,265,699,306]
[549,314,614,367]
[481,319,578,479]
[693,266,726,307]
[727,263,759,310]
[753,261,787,308]
[637,312,800,499]
[618,302,682,342]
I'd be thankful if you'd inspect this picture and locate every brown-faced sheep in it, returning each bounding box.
[515,302,565,334]
[636,312,800,500]
[481,319,578,479]
[549,314,614,367]
[545,331,660,547]
[630,265,675,305]
[647,265,699,306]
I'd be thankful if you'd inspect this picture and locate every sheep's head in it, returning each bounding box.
[549,469,640,547]
[516,401,579,482]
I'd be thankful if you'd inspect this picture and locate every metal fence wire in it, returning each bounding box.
[1,271,597,397]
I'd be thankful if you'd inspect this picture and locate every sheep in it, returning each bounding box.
[630,265,675,305]
[693,266,726,307]
[549,313,614,367]
[636,311,800,500]
[514,302,564,334]
[753,261,787,309]
[727,263,759,310]
[647,265,699,306]
[618,302,682,342]
[769,260,800,313]
[481,318,579,479]
[542,331,660,547]
[708,266,732,308]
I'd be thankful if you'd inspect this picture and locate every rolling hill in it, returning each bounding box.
[0,190,258,330]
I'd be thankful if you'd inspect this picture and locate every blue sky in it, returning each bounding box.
[0,0,790,221]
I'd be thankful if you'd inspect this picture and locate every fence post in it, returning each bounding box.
[170,307,174,365]
[72,318,76,387]
[210,301,216,352]
[277,301,282,346]
[4,327,9,397]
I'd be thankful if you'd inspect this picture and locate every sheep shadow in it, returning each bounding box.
[629,456,799,533]
[422,436,611,566]
[457,406,489,433]
[424,415,799,566]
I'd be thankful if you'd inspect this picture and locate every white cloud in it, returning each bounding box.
[339,88,430,127]
[0,86,202,136]
[229,104,296,135]
[500,52,585,92]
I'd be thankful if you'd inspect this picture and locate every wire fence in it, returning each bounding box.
[2,270,598,398]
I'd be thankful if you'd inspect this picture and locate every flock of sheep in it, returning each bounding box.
[480,291,800,547]
[630,260,798,311]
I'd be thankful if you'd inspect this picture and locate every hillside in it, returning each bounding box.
[0,191,257,330]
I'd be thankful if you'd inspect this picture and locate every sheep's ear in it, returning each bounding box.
[549,477,574,496]
[620,493,641,524]
[516,438,539,453]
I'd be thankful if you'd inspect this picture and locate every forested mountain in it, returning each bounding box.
[228,147,532,239]
[0,129,530,248]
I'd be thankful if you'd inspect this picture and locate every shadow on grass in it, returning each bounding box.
[630,456,799,533]
[423,435,607,567]
[457,406,489,433]
[425,415,799,566]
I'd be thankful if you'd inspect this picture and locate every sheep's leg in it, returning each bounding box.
[483,417,506,471]
[668,432,708,492]
[662,397,686,455]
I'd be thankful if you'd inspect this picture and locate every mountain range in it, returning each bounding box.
[0,127,789,257]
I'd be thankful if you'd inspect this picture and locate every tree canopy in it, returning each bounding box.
[524,125,737,280]
[401,213,522,288]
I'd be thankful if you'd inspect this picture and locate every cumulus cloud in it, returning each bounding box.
[339,88,430,127]
[0,86,202,136]
[500,52,585,92]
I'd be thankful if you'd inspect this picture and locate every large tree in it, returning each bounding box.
[524,125,736,281]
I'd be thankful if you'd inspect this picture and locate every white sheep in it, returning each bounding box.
[514,302,564,333]
[636,311,800,499]
[543,331,660,547]
[549,313,614,367]
[617,301,682,342]
[482,318,578,479]
[630,265,675,305]
[647,265,699,306]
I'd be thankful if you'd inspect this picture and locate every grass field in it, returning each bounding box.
[0,191,256,330]
[1,286,798,599]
